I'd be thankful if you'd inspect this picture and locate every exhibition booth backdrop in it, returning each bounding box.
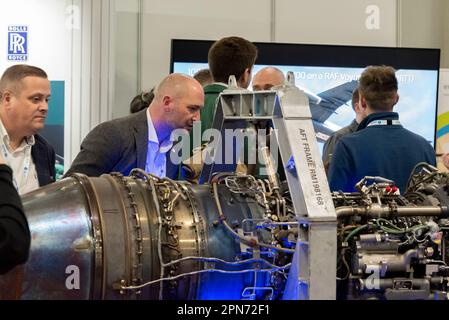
[0,0,447,172]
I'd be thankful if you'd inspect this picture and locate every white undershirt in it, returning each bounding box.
[145,108,173,178]
[0,120,39,195]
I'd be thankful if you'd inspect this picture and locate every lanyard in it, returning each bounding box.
[1,140,32,192]
[367,119,401,127]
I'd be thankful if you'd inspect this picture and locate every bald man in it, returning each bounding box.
[66,73,204,178]
[252,67,285,91]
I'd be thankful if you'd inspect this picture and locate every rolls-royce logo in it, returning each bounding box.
[8,26,28,61]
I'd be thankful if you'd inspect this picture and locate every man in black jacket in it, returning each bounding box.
[0,153,30,274]
[0,64,55,194]
[322,88,365,172]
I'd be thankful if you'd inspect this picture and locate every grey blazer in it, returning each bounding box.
[65,109,179,179]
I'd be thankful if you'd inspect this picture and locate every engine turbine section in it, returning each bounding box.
[0,170,295,300]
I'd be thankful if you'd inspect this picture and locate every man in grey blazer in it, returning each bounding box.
[65,74,204,179]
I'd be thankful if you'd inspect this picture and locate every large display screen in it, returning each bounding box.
[171,40,440,151]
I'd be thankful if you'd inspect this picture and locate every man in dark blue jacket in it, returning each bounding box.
[0,64,55,194]
[328,65,436,193]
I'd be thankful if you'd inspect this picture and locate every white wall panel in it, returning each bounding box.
[445,2,449,68]
[67,0,114,167]
[398,0,444,49]
[141,0,272,88]
[274,0,397,46]
[112,0,140,118]
[398,0,448,68]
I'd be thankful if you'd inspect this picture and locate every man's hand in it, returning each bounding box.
[0,152,5,164]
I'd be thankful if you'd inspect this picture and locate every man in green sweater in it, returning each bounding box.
[182,37,258,182]
[200,36,258,137]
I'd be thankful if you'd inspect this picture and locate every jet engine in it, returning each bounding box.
[0,170,295,300]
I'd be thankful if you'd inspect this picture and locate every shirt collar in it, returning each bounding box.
[0,118,35,150]
[357,112,399,131]
[146,108,173,153]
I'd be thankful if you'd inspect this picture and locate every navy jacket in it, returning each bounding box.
[31,134,56,186]
[328,112,436,193]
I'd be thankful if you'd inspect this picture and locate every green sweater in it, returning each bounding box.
[200,83,227,137]
[186,83,227,160]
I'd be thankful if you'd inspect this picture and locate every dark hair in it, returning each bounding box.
[208,36,258,83]
[0,64,48,98]
[130,88,155,114]
[358,65,398,111]
[193,69,213,87]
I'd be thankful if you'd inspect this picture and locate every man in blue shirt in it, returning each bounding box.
[328,65,436,193]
